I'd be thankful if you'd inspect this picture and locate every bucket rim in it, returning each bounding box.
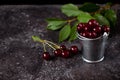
[77,32,109,41]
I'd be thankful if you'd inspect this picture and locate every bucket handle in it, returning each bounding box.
[103,32,109,43]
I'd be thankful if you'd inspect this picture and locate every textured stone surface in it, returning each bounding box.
[0,5,120,80]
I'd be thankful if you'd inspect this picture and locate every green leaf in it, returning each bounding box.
[61,3,82,17]
[59,24,71,42]
[77,12,94,23]
[47,25,64,31]
[94,13,110,26]
[46,18,66,30]
[104,9,117,27]
[32,36,43,42]
[69,23,78,41]
[79,2,100,12]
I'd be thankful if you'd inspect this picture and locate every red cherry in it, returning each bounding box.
[77,23,85,27]
[85,23,93,31]
[70,46,78,54]
[93,26,102,34]
[88,19,99,26]
[80,32,83,37]
[92,32,97,38]
[77,23,85,32]
[102,25,110,33]
[77,26,83,32]
[84,26,89,31]
[61,50,70,58]
[42,52,51,60]
[60,45,66,50]
[87,32,92,38]
[53,49,62,56]
[88,32,97,38]
[80,31,89,38]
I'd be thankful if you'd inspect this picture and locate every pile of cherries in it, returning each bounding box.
[42,19,110,60]
[42,45,79,60]
[77,19,110,38]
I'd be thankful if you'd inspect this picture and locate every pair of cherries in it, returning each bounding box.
[77,19,110,38]
[42,45,78,60]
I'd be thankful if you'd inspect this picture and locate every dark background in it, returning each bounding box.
[0,0,120,5]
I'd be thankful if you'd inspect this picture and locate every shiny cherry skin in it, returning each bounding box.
[88,32,97,38]
[70,46,78,54]
[77,23,85,32]
[53,49,62,56]
[80,31,89,38]
[61,50,70,58]
[93,26,102,34]
[88,19,99,26]
[85,23,93,31]
[84,26,89,31]
[60,45,66,50]
[42,52,51,60]
[102,25,110,33]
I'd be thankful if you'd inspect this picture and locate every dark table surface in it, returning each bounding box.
[0,5,120,80]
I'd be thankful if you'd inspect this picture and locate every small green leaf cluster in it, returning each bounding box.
[46,3,117,43]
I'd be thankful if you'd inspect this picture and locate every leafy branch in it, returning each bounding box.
[46,2,117,43]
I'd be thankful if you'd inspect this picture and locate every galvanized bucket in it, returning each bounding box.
[77,32,109,63]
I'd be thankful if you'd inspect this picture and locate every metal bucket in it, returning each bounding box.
[77,32,109,63]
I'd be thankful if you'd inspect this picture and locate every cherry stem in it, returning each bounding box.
[67,18,77,24]
[43,43,47,52]
[45,42,56,50]
[46,40,60,49]
[32,36,58,50]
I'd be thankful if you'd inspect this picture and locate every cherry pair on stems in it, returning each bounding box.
[32,36,79,61]
[43,45,78,60]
